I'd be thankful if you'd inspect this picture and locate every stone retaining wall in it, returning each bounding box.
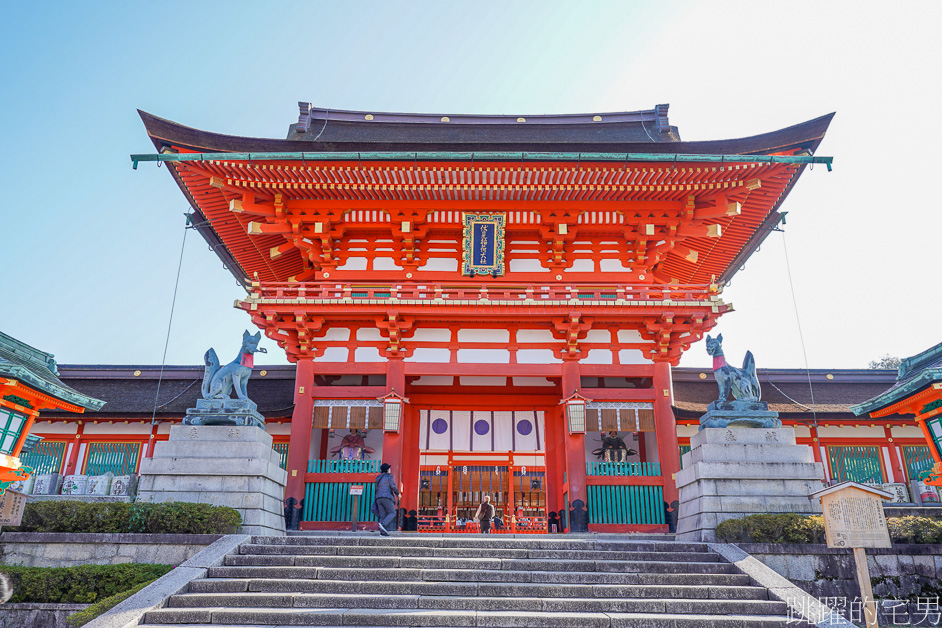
[0,603,88,628]
[741,543,942,625]
[0,532,221,567]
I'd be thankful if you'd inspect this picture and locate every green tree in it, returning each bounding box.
[868,354,901,370]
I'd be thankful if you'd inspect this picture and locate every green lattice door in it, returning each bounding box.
[902,446,934,482]
[20,441,66,474]
[827,446,884,484]
[84,443,141,476]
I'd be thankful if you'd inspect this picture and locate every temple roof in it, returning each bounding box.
[0,331,105,411]
[673,368,899,420]
[136,104,833,287]
[851,341,942,416]
[42,364,893,423]
[139,106,832,156]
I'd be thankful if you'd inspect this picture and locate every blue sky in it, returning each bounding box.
[2,1,941,371]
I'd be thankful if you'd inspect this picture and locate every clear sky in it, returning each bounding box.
[2,1,940,371]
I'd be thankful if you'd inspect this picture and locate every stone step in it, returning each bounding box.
[167,591,787,615]
[239,543,722,562]
[205,566,752,586]
[223,554,735,574]
[142,607,793,626]
[252,536,707,553]
[189,578,771,600]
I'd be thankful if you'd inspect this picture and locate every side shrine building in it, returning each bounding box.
[128,103,836,532]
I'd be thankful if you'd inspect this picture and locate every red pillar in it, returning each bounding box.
[653,361,680,511]
[884,426,904,483]
[400,404,421,515]
[64,421,84,476]
[382,358,406,495]
[562,360,588,531]
[544,404,566,519]
[285,359,315,504]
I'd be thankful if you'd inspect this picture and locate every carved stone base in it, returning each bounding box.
[699,400,782,430]
[183,398,265,428]
[675,427,825,542]
[137,425,287,536]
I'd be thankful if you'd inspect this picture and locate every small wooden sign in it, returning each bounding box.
[0,489,27,526]
[811,482,893,628]
[349,485,364,496]
[815,483,892,549]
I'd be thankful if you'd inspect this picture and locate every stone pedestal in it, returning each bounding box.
[675,427,825,542]
[700,400,782,429]
[137,425,286,536]
[183,398,265,428]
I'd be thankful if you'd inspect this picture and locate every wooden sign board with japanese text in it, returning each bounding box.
[0,489,27,526]
[818,484,892,549]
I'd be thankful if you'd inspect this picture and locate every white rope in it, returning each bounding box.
[781,231,818,425]
[151,220,189,425]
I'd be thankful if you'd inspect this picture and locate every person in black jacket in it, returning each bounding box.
[474,495,494,534]
[373,462,400,536]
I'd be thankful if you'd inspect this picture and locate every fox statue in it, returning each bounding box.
[201,330,267,400]
[705,334,761,403]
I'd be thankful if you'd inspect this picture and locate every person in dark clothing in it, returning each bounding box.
[474,495,494,534]
[373,462,400,536]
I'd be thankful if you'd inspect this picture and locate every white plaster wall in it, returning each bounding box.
[891,426,925,438]
[457,329,510,343]
[405,348,451,363]
[456,349,511,363]
[356,328,384,341]
[516,349,561,364]
[373,257,404,271]
[793,425,812,439]
[265,422,291,436]
[458,377,508,386]
[516,330,558,344]
[583,330,610,343]
[410,329,452,342]
[817,425,887,438]
[354,347,385,362]
[509,259,549,272]
[336,257,368,271]
[564,259,594,272]
[417,258,458,272]
[512,377,555,387]
[619,349,651,364]
[677,424,699,439]
[314,347,349,362]
[31,422,77,435]
[311,328,351,341]
[582,349,613,365]
[83,423,150,435]
[617,330,644,343]
[599,259,631,272]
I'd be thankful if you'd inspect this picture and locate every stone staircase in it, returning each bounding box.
[138,534,797,627]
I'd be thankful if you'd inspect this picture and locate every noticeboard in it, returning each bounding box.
[0,489,27,526]
[820,487,892,549]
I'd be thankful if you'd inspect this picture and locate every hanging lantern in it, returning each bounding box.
[561,392,590,434]
[377,390,409,433]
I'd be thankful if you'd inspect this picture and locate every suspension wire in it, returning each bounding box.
[781,231,818,426]
[151,219,190,425]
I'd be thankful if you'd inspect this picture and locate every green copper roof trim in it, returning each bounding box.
[851,368,942,417]
[852,340,942,417]
[0,331,105,412]
[131,151,833,171]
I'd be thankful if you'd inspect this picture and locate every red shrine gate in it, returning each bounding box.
[137,103,832,533]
